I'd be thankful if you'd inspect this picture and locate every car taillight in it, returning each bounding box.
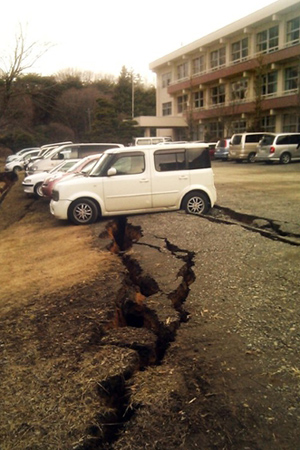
[270,146,275,154]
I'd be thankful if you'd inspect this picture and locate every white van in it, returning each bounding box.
[50,143,217,225]
[255,133,300,164]
[229,132,274,163]
[133,137,172,146]
[27,143,124,174]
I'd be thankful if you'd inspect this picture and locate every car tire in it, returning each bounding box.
[34,182,44,198]
[13,166,22,173]
[280,152,291,164]
[183,191,210,215]
[68,198,98,225]
[248,152,256,163]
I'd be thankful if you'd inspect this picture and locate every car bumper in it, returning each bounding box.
[50,199,70,220]
[22,182,35,194]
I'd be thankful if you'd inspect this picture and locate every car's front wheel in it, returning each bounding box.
[68,198,98,225]
[34,182,44,198]
[183,191,210,215]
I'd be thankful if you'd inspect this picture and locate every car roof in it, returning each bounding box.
[104,142,210,155]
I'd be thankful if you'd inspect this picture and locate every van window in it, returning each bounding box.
[245,134,264,143]
[232,135,242,145]
[136,138,152,145]
[289,134,300,145]
[276,135,290,145]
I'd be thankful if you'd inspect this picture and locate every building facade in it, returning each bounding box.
[142,0,300,141]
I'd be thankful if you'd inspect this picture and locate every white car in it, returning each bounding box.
[5,149,41,173]
[6,147,40,164]
[50,143,217,225]
[22,160,80,197]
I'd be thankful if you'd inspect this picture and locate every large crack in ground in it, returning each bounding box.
[75,217,196,448]
[78,206,300,448]
[207,205,300,246]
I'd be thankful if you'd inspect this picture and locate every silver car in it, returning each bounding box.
[255,133,300,164]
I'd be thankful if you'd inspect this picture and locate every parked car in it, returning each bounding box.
[229,132,274,163]
[25,141,73,170]
[5,149,42,173]
[6,147,40,164]
[214,138,231,160]
[50,143,217,225]
[27,143,124,175]
[133,137,172,145]
[41,154,103,198]
[22,160,80,197]
[255,133,300,164]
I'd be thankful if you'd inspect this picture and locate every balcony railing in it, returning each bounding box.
[169,39,300,88]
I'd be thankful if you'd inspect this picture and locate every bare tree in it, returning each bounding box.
[0,25,51,121]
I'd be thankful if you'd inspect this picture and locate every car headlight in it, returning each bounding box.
[24,178,31,183]
[52,190,59,201]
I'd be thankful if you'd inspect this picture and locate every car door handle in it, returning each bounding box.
[139,178,149,183]
[179,175,188,180]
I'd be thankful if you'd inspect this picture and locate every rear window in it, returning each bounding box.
[154,147,210,172]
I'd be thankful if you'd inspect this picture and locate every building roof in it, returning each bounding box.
[149,0,300,71]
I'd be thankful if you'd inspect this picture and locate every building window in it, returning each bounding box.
[261,115,276,132]
[210,47,226,69]
[177,62,188,80]
[162,102,172,116]
[231,79,248,101]
[192,56,205,75]
[232,120,247,133]
[287,17,300,45]
[177,94,188,113]
[193,91,204,109]
[283,114,300,132]
[231,38,248,62]
[162,72,171,88]
[284,66,299,91]
[208,122,224,141]
[211,85,225,105]
[261,72,278,96]
[256,26,279,53]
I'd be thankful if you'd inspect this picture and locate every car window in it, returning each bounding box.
[276,135,290,145]
[245,134,264,143]
[260,135,275,146]
[187,148,211,169]
[111,155,145,175]
[154,150,186,171]
[231,135,242,145]
[289,135,300,145]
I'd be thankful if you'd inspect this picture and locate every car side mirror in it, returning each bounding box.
[107,167,117,176]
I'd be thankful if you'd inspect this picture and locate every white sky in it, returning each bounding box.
[1,0,277,83]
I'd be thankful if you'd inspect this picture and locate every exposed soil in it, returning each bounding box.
[0,160,300,449]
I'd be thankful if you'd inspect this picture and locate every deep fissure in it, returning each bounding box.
[84,216,196,448]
